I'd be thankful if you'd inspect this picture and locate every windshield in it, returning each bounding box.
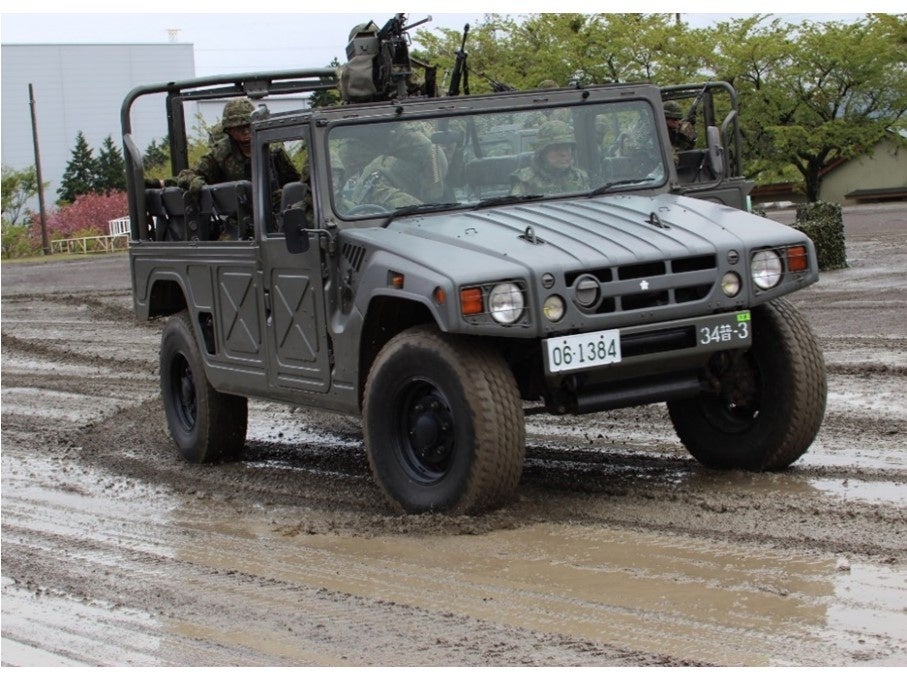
[328,100,667,219]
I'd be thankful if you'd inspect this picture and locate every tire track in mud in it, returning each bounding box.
[3,234,907,666]
[1,453,686,666]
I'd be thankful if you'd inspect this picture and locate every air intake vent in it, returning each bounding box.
[342,243,366,272]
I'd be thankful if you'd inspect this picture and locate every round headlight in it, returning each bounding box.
[574,275,600,308]
[489,282,525,324]
[751,250,782,290]
[721,271,742,297]
[543,295,565,322]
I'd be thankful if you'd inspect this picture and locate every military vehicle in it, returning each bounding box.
[122,42,826,514]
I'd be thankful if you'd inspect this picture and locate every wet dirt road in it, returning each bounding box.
[2,204,906,666]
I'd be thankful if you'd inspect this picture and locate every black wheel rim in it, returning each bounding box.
[170,352,197,431]
[700,351,763,434]
[394,377,456,484]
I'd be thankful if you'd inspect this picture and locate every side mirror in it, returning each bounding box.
[283,207,309,254]
[706,126,725,179]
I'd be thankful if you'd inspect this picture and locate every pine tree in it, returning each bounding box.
[58,131,97,204]
[143,137,168,168]
[94,135,126,193]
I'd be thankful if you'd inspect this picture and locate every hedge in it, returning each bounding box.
[794,201,848,271]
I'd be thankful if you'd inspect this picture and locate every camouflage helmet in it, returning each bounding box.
[535,120,576,151]
[222,97,254,130]
[663,100,683,120]
[537,79,558,89]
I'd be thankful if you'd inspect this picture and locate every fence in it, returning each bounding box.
[50,216,130,254]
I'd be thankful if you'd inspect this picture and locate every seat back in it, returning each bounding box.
[464,154,526,198]
[201,180,253,240]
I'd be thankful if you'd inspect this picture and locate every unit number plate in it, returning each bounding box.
[544,329,621,374]
[696,311,751,347]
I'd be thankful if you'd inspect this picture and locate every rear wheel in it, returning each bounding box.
[668,299,826,471]
[160,311,247,463]
[363,327,524,514]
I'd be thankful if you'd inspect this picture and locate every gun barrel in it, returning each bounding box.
[402,15,432,32]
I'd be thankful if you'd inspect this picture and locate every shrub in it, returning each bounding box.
[1,220,42,259]
[40,191,127,240]
[794,201,848,271]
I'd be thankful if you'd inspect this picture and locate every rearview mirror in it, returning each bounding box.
[283,207,309,254]
[706,126,725,179]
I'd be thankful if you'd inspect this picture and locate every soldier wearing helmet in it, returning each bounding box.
[177,97,301,238]
[345,122,448,211]
[510,120,590,196]
[663,100,697,154]
[178,98,299,196]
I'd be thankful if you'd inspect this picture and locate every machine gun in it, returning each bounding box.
[445,23,514,97]
[682,79,712,123]
[447,24,470,96]
[341,13,434,102]
[376,13,433,99]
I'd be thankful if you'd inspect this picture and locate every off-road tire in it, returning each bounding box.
[363,326,525,514]
[160,311,248,463]
[668,298,826,471]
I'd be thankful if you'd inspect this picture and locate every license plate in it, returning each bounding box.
[696,311,752,348]
[544,329,621,374]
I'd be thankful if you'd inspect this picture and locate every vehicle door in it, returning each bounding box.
[256,125,332,394]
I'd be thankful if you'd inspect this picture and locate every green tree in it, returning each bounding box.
[706,14,907,200]
[93,135,127,193]
[58,131,97,204]
[143,136,171,180]
[310,58,342,108]
[2,165,40,225]
[417,14,705,93]
[143,137,169,168]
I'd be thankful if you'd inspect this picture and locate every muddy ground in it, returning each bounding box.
[1,204,905,666]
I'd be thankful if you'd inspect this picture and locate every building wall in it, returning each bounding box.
[820,136,907,206]
[1,43,195,208]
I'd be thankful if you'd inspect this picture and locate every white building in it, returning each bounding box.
[2,43,315,215]
[2,43,196,208]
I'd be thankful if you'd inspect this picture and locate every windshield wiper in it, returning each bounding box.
[474,194,543,209]
[587,177,654,198]
[380,202,462,227]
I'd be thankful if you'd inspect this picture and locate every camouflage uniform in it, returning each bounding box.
[177,98,302,237]
[511,120,590,195]
[663,100,696,160]
[348,124,447,210]
[177,112,299,192]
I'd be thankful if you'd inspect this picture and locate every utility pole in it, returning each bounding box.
[28,83,50,255]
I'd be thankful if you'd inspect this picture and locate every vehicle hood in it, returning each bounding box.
[353,193,804,278]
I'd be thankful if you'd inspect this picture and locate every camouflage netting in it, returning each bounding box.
[795,201,848,271]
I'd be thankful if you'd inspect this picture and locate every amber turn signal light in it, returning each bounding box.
[460,287,484,316]
[786,245,809,272]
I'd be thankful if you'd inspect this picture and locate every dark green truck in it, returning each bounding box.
[122,71,826,514]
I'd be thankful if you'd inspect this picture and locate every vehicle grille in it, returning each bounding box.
[567,254,717,315]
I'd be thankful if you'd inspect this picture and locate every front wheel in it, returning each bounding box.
[363,327,525,514]
[160,311,248,463]
[668,298,826,471]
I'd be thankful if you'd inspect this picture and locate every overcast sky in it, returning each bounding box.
[0,3,881,78]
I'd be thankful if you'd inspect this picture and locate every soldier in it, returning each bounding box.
[179,97,299,190]
[347,123,447,210]
[663,101,697,155]
[177,97,301,238]
[511,120,590,196]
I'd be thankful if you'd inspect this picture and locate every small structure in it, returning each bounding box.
[754,129,907,208]
[820,129,907,206]
[50,216,130,254]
